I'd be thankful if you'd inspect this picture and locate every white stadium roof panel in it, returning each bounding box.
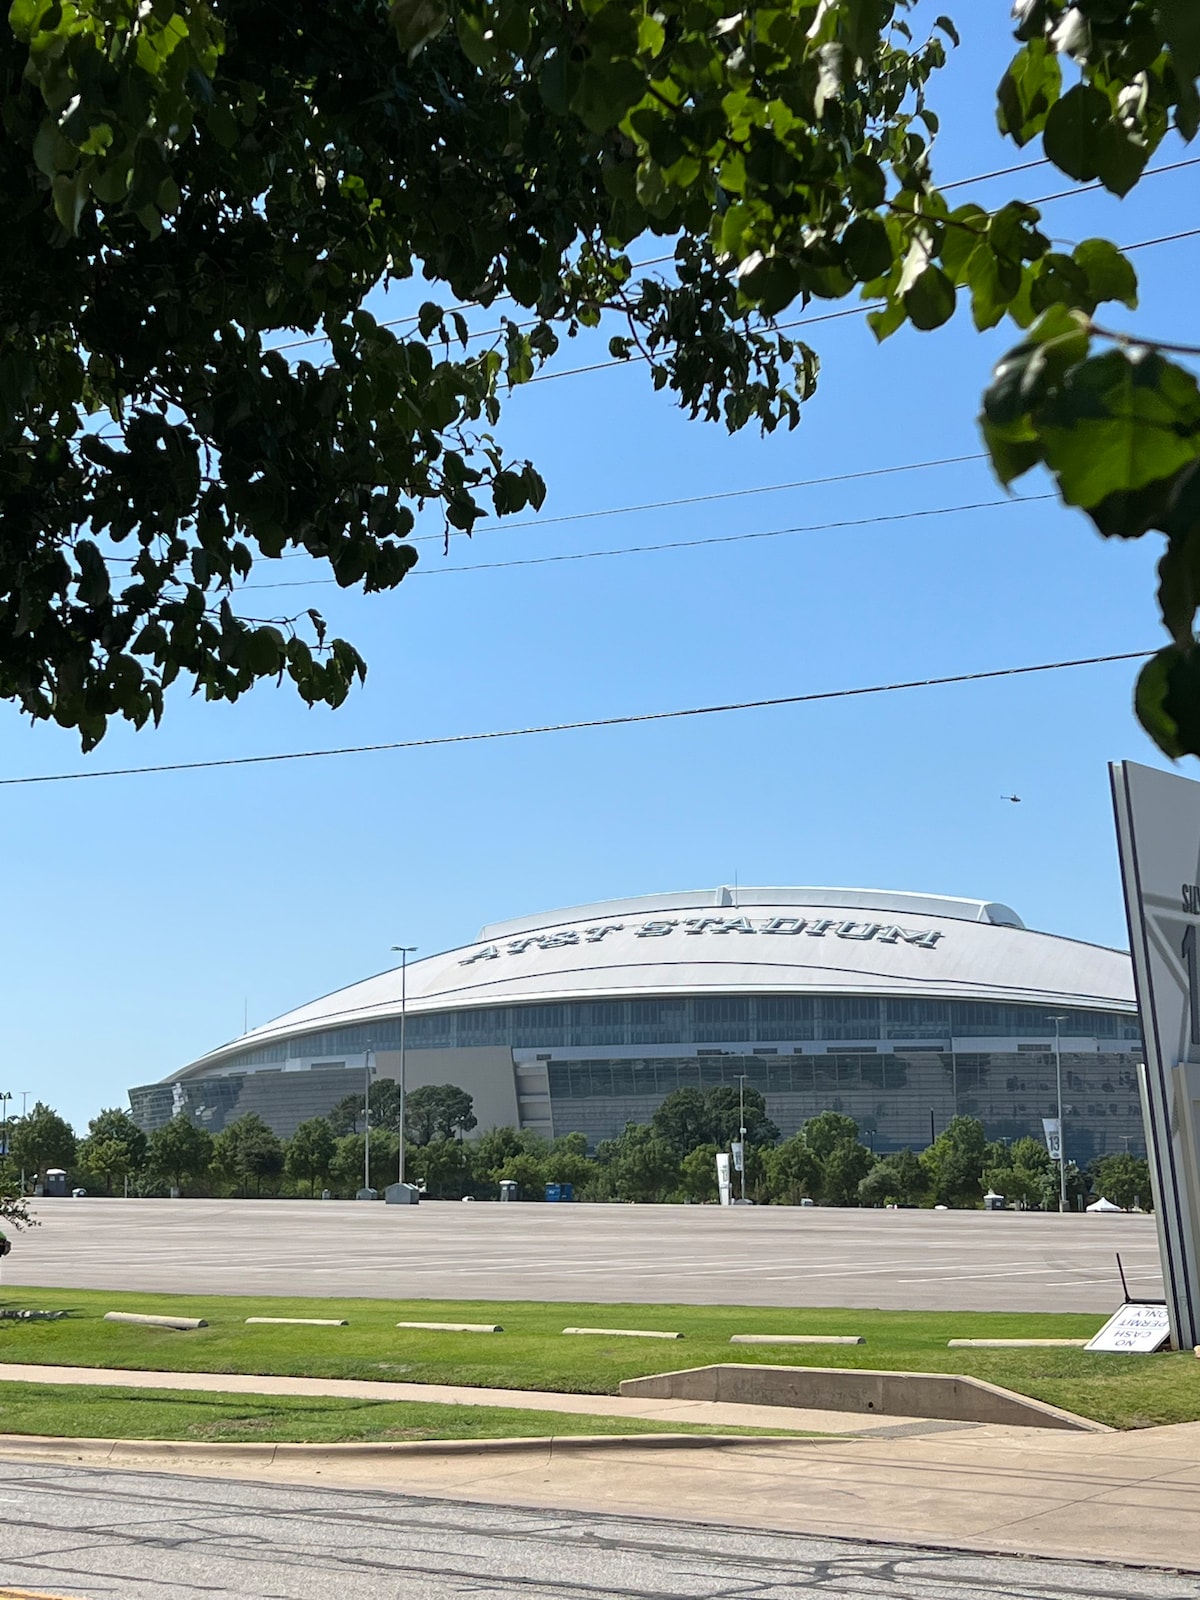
[173,888,1135,1080]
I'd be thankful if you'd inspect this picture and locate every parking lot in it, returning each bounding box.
[0,1198,1163,1310]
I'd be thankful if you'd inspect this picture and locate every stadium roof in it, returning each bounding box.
[171,888,1136,1080]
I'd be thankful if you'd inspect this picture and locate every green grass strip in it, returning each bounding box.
[0,1288,1194,1430]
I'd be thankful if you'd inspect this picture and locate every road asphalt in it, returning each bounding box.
[3,1197,1165,1311]
[3,1459,1199,1600]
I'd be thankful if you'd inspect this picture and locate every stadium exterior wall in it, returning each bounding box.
[129,887,1145,1160]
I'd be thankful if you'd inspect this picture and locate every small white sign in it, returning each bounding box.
[1042,1117,1062,1162]
[1085,1303,1172,1354]
[715,1151,731,1207]
[730,1140,744,1173]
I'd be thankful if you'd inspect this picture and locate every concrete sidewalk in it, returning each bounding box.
[3,1363,1200,1569]
[0,1362,951,1438]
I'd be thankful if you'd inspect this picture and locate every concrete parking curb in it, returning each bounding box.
[0,1431,837,1464]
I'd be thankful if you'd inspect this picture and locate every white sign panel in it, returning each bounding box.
[715,1152,732,1207]
[1041,1117,1062,1162]
[1111,760,1200,1350]
[1085,1303,1171,1354]
[730,1140,745,1174]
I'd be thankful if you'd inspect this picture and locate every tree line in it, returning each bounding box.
[1,1083,1152,1213]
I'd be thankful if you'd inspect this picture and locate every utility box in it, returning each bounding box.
[983,1190,1007,1211]
[499,1179,518,1202]
[384,1182,420,1205]
[43,1169,68,1198]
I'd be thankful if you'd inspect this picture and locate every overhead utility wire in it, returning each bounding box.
[422,449,990,541]
[531,223,1200,385]
[270,156,1056,355]
[269,154,1186,357]
[239,493,1053,591]
[0,649,1151,789]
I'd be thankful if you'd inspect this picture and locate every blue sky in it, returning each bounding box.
[3,6,1196,1131]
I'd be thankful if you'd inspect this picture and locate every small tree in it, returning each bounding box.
[405,1085,477,1144]
[678,1144,719,1204]
[496,1151,546,1198]
[606,1123,680,1203]
[1092,1152,1153,1211]
[651,1088,714,1157]
[799,1111,861,1164]
[9,1102,76,1181]
[78,1108,147,1195]
[285,1118,336,1197]
[857,1149,929,1208]
[762,1136,823,1206]
[704,1085,780,1148]
[147,1115,214,1196]
[821,1139,875,1207]
[213,1113,284,1198]
[921,1116,988,1208]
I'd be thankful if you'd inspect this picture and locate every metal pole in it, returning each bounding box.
[399,953,407,1186]
[0,1092,10,1175]
[738,1073,747,1201]
[19,1091,28,1194]
[364,1043,372,1194]
[392,946,417,1188]
[1053,1015,1068,1213]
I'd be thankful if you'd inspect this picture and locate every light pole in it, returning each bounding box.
[19,1092,29,1194]
[392,946,417,1186]
[737,1072,748,1202]
[363,1042,375,1195]
[1050,1014,1068,1213]
[0,1091,11,1172]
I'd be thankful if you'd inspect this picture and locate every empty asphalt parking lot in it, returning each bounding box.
[1,1198,1163,1310]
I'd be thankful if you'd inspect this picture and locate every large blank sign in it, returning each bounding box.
[1111,761,1200,1351]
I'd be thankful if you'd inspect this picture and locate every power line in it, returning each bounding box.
[268,155,1192,358]
[0,648,1151,788]
[421,449,990,542]
[239,493,1053,591]
[532,224,1200,386]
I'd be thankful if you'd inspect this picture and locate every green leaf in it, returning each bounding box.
[996,39,1062,146]
[966,244,1023,331]
[1073,239,1137,311]
[1042,82,1109,182]
[1038,350,1200,509]
[842,216,892,282]
[1135,650,1186,759]
[902,265,955,331]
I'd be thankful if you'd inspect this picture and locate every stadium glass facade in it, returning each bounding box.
[129,889,1145,1159]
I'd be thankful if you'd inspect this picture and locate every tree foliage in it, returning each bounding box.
[8,1101,76,1177]
[146,1113,214,1193]
[77,1106,147,1193]
[405,1084,478,1144]
[10,1,1197,751]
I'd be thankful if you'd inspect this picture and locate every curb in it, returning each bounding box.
[0,1430,837,1463]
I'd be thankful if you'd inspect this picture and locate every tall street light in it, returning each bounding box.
[0,1091,11,1169]
[392,946,417,1186]
[363,1041,375,1195]
[737,1072,748,1202]
[1050,1014,1068,1213]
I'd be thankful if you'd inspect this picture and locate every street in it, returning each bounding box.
[2,1461,1197,1600]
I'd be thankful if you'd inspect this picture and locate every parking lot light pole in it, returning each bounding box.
[392,946,417,1186]
[1050,1014,1068,1213]
[363,1043,374,1194]
[0,1091,11,1171]
[737,1073,748,1202]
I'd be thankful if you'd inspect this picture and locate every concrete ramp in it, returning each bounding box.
[618,1364,1107,1432]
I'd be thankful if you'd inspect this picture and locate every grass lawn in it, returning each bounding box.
[0,1287,1194,1430]
[0,1380,807,1445]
